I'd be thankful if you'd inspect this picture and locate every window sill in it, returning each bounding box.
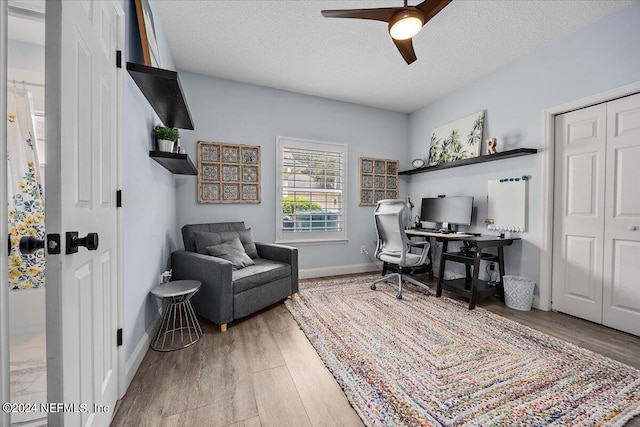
[275,238,349,246]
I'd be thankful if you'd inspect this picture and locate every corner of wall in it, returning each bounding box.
[122,0,181,367]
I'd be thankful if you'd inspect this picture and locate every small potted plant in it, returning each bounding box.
[153,125,179,152]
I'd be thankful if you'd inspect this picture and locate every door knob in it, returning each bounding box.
[66,232,99,254]
[19,236,45,254]
[630,225,639,231]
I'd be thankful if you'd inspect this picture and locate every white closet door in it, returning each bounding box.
[602,93,640,336]
[552,104,607,323]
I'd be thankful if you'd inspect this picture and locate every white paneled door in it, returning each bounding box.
[46,1,122,425]
[552,103,607,323]
[602,94,640,336]
[553,92,640,336]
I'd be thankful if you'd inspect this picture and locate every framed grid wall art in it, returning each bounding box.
[197,141,261,203]
[359,157,398,206]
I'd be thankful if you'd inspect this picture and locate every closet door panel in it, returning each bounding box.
[552,104,606,323]
[603,92,640,336]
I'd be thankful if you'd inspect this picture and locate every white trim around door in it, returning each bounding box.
[539,81,640,312]
[0,2,10,426]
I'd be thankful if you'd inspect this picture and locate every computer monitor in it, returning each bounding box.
[420,196,474,229]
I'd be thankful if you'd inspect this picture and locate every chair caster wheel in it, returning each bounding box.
[396,293,402,300]
[370,285,376,290]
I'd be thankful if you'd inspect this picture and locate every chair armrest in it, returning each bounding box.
[255,242,296,263]
[255,242,299,294]
[408,241,430,247]
[407,241,431,265]
[171,250,234,325]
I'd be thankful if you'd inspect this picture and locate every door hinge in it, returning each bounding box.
[117,328,123,346]
[116,190,122,207]
[116,50,122,68]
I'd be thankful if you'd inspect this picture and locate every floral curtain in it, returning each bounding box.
[7,88,45,290]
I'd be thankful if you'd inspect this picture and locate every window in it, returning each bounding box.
[276,136,347,244]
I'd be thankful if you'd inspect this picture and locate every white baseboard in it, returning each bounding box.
[124,310,161,391]
[300,262,381,279]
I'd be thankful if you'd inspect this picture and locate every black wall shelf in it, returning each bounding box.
[127,62,194,130]
[149,151,197,175]
[399,148,538,176]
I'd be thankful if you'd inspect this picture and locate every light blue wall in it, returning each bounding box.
[122,0,178,360]
[406,2,640,294]
[174,72,409,273]
[119,0,640,360]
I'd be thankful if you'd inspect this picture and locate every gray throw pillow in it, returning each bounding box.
[194,229,258,258]
[193,231,223,254]
[205,237,255,270]
[220,228,258,259]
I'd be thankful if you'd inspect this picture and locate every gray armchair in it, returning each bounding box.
[171,222,298,332]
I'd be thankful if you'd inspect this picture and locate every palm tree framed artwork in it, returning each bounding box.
[427,111,485,166]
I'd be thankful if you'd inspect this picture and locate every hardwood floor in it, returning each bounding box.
[111,298,362,427]
[111,275,640,426]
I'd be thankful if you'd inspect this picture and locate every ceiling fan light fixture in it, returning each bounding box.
[388,9,424,40]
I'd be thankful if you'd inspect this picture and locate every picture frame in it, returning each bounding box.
[197,141,261,204]
[428,110,485,166]
[359,157,398,206]
[134,0,161,68]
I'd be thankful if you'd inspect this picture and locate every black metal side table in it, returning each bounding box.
[150,280,202,351]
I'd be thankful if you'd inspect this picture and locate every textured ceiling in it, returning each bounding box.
[156,1,631,113]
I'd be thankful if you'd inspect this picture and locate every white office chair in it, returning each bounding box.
[371,199,431,299]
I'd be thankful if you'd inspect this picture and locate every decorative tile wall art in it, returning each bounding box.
[427,110,485,166]
[198,141,261,203]
[359,157,399,206]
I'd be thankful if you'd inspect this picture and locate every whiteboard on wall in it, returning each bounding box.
[487,179,526,232]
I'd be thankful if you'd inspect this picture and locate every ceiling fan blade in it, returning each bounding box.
[415,0,452,23]
[321,8,399,23]
[393,38,417,65]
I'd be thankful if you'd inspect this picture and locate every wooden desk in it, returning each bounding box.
[406,231,519,309]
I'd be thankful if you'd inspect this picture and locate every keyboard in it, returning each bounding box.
[407,229,472,238]
[421,229,470,236]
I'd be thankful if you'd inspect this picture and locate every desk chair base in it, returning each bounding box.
[371,270,430,299]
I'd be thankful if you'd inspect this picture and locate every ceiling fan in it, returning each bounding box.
[321,0,452,64]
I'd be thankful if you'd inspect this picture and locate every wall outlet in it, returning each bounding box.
[160,270,171,283]
[489,263,496,271]
[360,245,367,254]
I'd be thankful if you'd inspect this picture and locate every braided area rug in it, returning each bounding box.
[285,274,640,426]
